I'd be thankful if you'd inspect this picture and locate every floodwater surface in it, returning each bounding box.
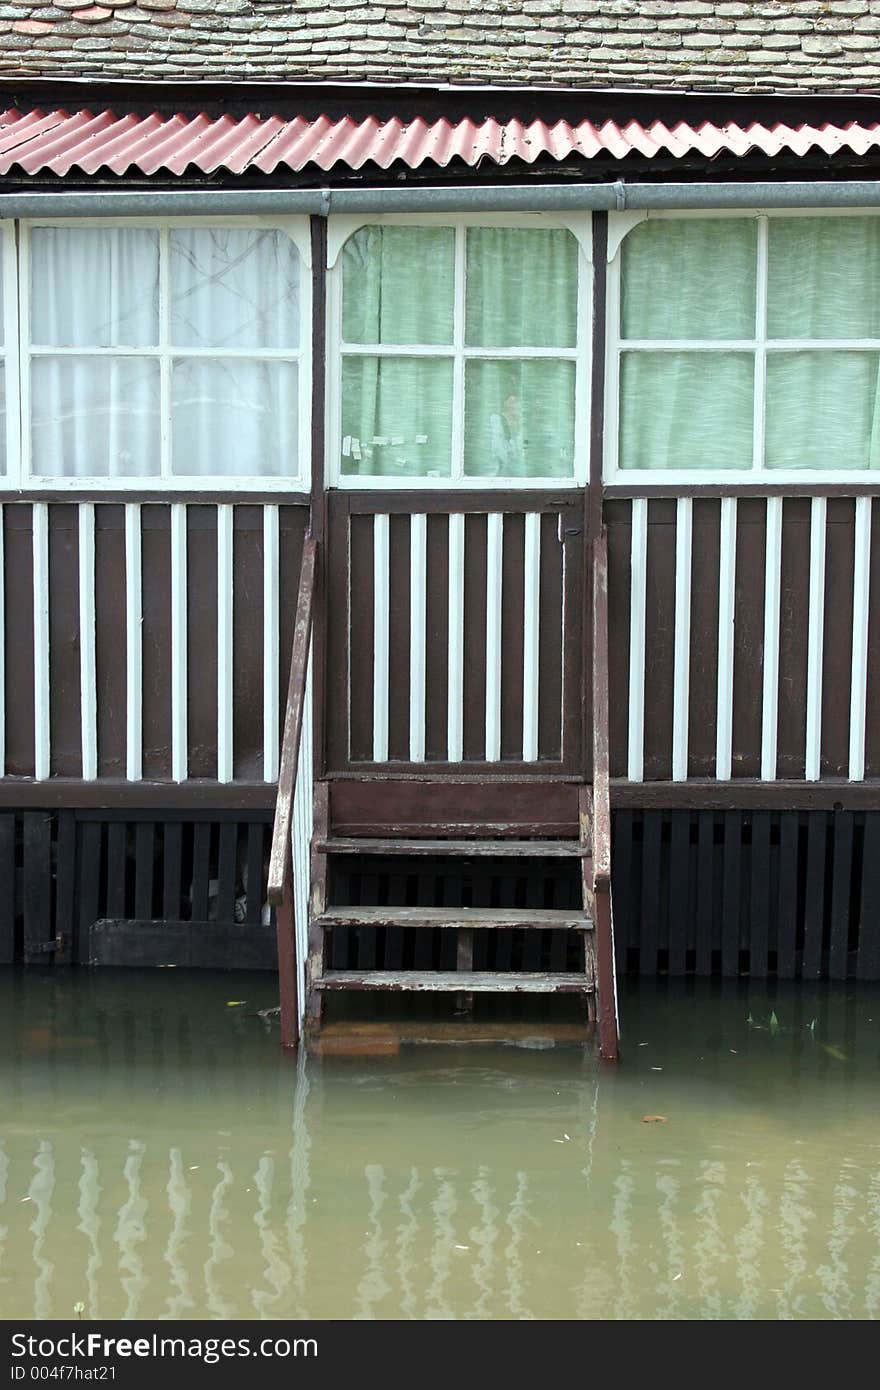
[1,969,879,1320]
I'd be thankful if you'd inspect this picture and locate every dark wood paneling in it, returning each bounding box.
[348,512,374,762]
[858,813,880,980]
[387,513,412,763]
[721,811,741,977]
[561,514,584,772]
[668,813,689,976]
[23,811,52,962]
[232,505,264,780]
[821,500,855,778]
[75,818,102,964]
[643,501,675,779]
[829,810,853,981]
[424,512,450,762]
[776,811,799,980]
[330,778,579,836]
[688,500,721,778]
[89,920,276,969]
[606,501,631,779]
[0,812,14,962]
[278,506,308,764]
[695,809,714,975]
[141,504,172,781]
[190,821,211,921]
[94,505,127,777]
[163,819,183,921]
[135,820,155,919]
[106,820,127,918]
[776,498,810,779]
[731,500,765,779]
[186,506,218,779]
[802,811,827,978]
[639,809,662,975]
[749,811,770,976]
[48,505,81,777]
[500,513,525,761]
[462,512,488,762]
[5,506,35,776]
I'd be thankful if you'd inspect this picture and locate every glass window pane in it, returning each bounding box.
[172,359,298,477]
[30,227,159,348]
[341,356,453,478]
[765,352,880,469]
[31,357,160,477]
[768,217,880,340]
[170,227,300,350]
[465,228,578,348]
[464,359,575,478]
[342,226,455,345]
[619,352,754,470]
[621,219,757,341]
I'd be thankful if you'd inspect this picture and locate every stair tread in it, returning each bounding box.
[315,970,594,994]
[314,906,592,930]
[318,837,588,858]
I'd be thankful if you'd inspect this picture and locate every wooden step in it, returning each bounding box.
[313,906,592,931]
[315,970,594,994]
[317,837,587,858]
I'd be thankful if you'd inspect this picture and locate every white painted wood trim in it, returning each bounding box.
[0,505,5,777]
[78,502,97,781]
[409,513,427,763]
[372,512,390,763]
[849,496,872,782]
[522,511,541,763]
[216,503,234,784]
[262,504,279,783]
[715,497,737,781]
[124,502,142,783]
[447,511,465,762]
[627,498,648,782]
[170,502,188,785]
[672,497,692,782]
[805,495,827,782]
[32,501,50,780]
[761,496,782,782]
[485,512,503,762]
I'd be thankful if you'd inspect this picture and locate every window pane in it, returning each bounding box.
[766,352,880,469]
[619,352,754,470]
[464,359,575,478]
[30,227,159,348]
[621,219,757,341]
[341,357,453,478]
[31,357,160,477]
[172,359,298,477]
[170,227,300,350]
[342,226,454,345]
[465,228,578,348]
[768,217,880,340]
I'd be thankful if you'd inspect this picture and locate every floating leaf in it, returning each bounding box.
[822,1043,847,1062]
[226,1000,247,1007]
[642,1115,667,1123]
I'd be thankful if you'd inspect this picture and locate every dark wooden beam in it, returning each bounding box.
[611,778,880,810]
[0,779,277,809]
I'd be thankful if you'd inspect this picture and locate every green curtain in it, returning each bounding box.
[619,352,754,471]
[621,218,757,341]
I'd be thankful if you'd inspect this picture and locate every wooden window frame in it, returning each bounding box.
[606,207,880,486]
[326,212,593,491]
[11,215,312,494]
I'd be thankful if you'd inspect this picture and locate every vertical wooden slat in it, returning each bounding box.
[190,822,211,921]
[500,512,526,761]
[732,499,766,778]
[216,503,234,784]
[672,498,692,783]
[802,812,826,978]
[387,513,411,763]
[715,498,737,781]
[424,513,449,762]
[607,504,631,779]
[134,821,155,920]
[639,809,662,975]
[644,501,675,779]
[721,811,740,977]
[262,504,279,782]
[124,502,142,783]
[107,821,127,918]
[245,821,265,927]
[23,812,52,961]
[0,813,14,962]
[78,504,97,780]
[348,512,374,762]
[372,512,390,762]
[76,820,102,965]
[141,505,172,781]
[858,813,880,980]
[777,499,810,779]
[554,510,576,767]
[447,511,465,762]
[170,503,188,784]
[776,812,799,980]
[163,820,183,921]
[829,811,853,981]
[522,512,540,762]
[611,808,632,972]
[5,506,35,776]
[231,507,264,781]
[750,812,771,978]
[668,814,690,975]
[849,496,871,781]
[688,500,721,777]
[821,500,855,778]
[486,512,504,761]
[409,513,427,762]
[32,501,50,780]
[48,506,81,778]
[805,496,827,782]
[761,496,782,781]
[462,512,488,763]
[627,497,647,781]
[217,821,238,924]
[695,810,714,976]
[0,504,5,776]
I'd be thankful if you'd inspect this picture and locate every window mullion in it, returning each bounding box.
[159,225,171,480]
[753,215,768,474]
[451,224,466,482]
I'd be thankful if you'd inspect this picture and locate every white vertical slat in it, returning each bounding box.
[0,505,5,777]
[805,495,827,782]
[372,512,390,762]
[447,511,465,761]
[216,503,234,784]
[715,497,737,781]
[849,496,872,782]
[672,497,692,782]
[124,503,142,783]
[262,504,279,783]
[522,511,541,762]
[627,498,648,782]
[485,512,504,762]
[409,513,427,763]
[78,503,97,781]
[32,502,50,781]
[170,503,188,785]
[761,496,783,781]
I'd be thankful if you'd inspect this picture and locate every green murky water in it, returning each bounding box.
[1,969,879,1320]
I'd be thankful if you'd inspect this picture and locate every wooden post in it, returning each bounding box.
[275,877,299,1049]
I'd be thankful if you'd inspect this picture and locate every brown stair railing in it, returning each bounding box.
[268,535,318,1049]
[592,530,620,1060]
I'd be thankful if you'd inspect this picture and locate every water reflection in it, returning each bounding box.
[1,972,880,1320]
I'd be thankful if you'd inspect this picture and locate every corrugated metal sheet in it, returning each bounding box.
[0,106,879,178]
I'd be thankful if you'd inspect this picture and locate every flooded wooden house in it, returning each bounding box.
[3,1,880,1056]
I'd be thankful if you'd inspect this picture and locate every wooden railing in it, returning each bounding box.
[268,535,318,1049]
[591,530,619,1060]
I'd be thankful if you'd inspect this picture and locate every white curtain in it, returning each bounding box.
[29,225,300,479]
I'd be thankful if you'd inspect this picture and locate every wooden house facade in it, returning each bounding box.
[3,2,880,1053]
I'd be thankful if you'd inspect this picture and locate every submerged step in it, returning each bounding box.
[317,837,588,858]
[314,906,593,931]
[315,970,594,994]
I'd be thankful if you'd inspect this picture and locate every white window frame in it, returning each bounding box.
[14,215,312,493]
[606,207,880,486]
[0,221,20,481]
[326,212,592,490]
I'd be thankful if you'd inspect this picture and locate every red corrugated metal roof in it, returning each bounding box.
[1,106,879,177]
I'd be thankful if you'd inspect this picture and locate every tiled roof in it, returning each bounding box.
[2,1,880,93]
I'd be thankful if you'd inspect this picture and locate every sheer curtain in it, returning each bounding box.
[29,224,300,479]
